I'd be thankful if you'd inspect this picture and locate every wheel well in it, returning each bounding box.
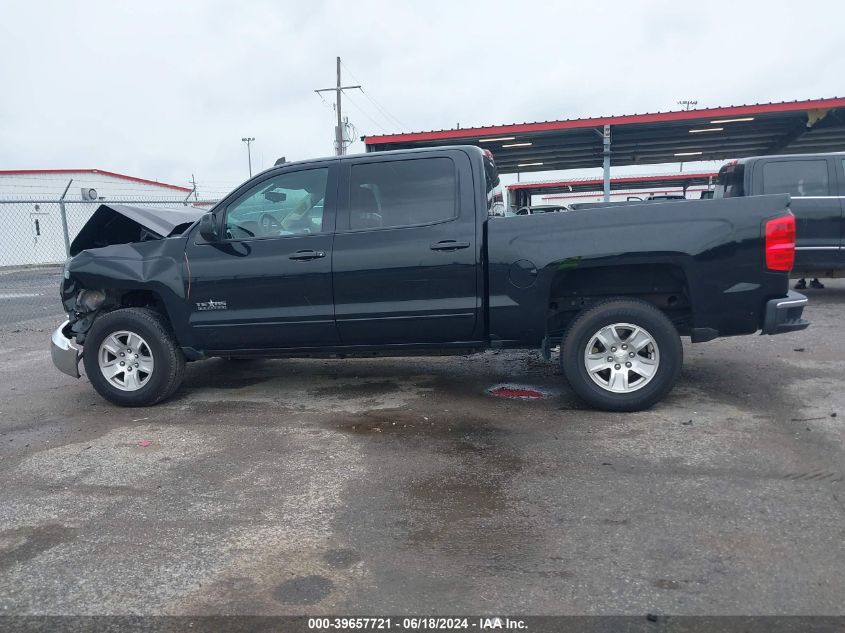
[547,263,692,338]
[72,288,172,346]
[116,289,165,312]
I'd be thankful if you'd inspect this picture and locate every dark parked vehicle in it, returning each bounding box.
[52,146,808,411]
[716,152,845,278]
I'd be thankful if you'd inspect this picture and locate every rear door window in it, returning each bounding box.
[348,158,456,230]
[762,160,830,196]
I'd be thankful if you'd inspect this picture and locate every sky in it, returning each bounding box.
[0,0,842,199]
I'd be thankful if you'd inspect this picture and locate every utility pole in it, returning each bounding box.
[242,137,255,176]
[677,99,698,173]
[190,174,198,201]
[315,56,360,156]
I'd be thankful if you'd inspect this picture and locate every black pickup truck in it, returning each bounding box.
[52,146,808,411]
[716,152,845,280]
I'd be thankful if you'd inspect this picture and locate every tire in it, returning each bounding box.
[560,298,682,412]
[82,308,186,407]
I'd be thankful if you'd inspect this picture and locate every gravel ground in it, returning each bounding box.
[0,282,842,616]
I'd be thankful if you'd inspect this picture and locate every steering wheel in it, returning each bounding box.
[259,213,282,235]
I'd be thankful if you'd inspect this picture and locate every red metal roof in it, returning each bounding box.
[363,97,845,174]
[364,97,845,145]
[0,168,191,192]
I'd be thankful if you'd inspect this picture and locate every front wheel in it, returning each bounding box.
[82,308,185,407]
[560,298,682,412]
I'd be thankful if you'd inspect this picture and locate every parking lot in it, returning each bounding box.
[0,267,63,328]
[0,282,843,616]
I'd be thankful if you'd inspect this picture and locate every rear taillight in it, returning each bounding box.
[765,214,795,271]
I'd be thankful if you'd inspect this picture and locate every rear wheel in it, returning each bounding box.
[83,308,185,407]
[561,298,682,411]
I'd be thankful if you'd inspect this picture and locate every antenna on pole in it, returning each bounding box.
[315,56,361,155]
[241,137,255,176]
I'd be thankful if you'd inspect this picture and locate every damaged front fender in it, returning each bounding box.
[67,242,187,300]
[60,203,202,348]
[65,202,202,305]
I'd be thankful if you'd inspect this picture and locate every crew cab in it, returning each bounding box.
[716,152,845,278]
[52,146,808,411]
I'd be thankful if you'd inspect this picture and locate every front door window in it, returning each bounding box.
[225,168,329,239]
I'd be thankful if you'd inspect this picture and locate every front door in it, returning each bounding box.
[332,151,481,346]
[185,163,339,351]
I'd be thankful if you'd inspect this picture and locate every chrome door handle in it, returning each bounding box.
[430,241,470,251]
[289,250,326,260]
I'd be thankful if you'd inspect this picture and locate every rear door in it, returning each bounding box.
[332,150,481,346]
[754,157,840,271]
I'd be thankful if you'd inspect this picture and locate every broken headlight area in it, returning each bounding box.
[64,291,113,345]
[77,289,106,312]
[60,281,114,344]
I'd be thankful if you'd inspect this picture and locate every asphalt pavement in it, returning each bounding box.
[0,266,63,327]
[0,282,843,616]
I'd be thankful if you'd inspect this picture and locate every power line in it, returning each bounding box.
[343,90,389,134]
[340,60,409,131]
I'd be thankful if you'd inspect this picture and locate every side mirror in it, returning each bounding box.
[199,213,219,241]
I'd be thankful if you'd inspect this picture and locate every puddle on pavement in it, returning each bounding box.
[332,408,502,438]
[487,384,548,400]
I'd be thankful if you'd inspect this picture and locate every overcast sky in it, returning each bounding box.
[1,0,842,197]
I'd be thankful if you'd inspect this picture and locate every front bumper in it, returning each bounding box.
[51,320,81,378]
[761,291,810,335]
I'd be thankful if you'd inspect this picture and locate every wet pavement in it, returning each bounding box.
[0,282,843,615]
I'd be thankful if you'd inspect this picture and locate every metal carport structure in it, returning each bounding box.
[506,172,717,209]
[363,97,845,201]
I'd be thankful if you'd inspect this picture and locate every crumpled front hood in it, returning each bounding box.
[70,203,206,255]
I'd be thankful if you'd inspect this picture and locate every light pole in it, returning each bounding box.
[241,137,255,177]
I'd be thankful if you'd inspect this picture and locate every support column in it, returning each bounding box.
[507,187,517,212]
[58,179,73,258]
[602,124,611,202]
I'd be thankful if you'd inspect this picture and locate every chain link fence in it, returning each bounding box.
[0,197,219,329]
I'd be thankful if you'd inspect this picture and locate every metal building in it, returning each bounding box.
[0,169,193,267]
[0,169,191,200]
